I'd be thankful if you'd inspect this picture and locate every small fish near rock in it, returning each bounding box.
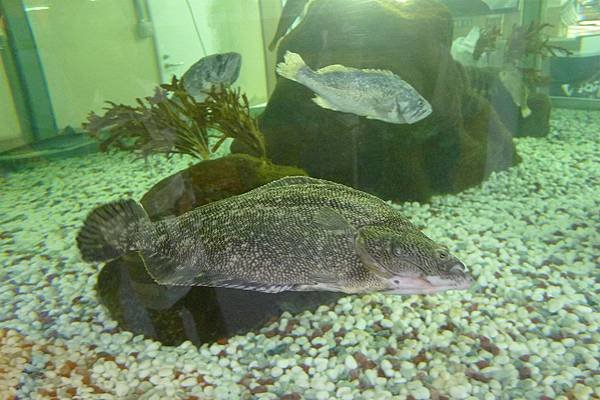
[276,51,432,124]
[181,52,242,101]
[77,176,472,295]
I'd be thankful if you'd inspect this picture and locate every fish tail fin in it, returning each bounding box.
[77,199,149,262]
[276,51,309,82]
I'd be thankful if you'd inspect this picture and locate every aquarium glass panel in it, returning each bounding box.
[1,1,598,399]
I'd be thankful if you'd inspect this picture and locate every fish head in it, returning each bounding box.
[356,227,472,295]
[182,52,242,96]
[398,93,432,124]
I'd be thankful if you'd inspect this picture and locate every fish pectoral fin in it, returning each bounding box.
[313,207,353,233]
[312,96,338,111]
[355,228,394,279]
[140,251,199,286]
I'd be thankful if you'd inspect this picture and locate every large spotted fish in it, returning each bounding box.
[276,51,432,124]
[77,177,471,294]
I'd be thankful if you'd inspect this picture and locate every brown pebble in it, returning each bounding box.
[321,324,333,333]
[90,384,105,394]
[251,385,268,394]
[257,377,274,386]
[216,338,228,345]
[265,331,277,338]
[412,350,428,364]
[353,352,376,369]
[519,355,530,362]
[82,373,91,385]
[539,396,553,400]
[186,396,200,400]
[518,366,532,379]
[440,322,457,332]
[475,360,490,369]
[97,352,115,362]
[349,369,360,380]
[58,360,77,377]
[196,375,205,384]
[407,396,417,400]
[280,393,302,400]
[467,303,479,312]
[66,388,77,397]
[385,347,397,356]
[479,336,500,356]
[309,329,323,340]
[466,369,492,383]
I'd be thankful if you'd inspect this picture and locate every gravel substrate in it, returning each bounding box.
[0,109,599,399]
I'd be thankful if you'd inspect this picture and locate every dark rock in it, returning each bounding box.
[252,0,519,203]
[97,255,343,346]
[140,153,306,219]
[518,93,552,137]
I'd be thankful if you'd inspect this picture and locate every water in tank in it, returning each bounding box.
[0,0,598,399]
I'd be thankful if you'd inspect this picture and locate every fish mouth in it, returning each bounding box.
[384,271,473,295]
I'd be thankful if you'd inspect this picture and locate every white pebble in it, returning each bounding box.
[344,355,358,370]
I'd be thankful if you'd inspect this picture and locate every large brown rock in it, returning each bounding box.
[256,0,519,202]
[140,153,306,219]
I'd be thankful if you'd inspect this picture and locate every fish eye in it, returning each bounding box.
[391,241,405,257]
[437,249,448,260]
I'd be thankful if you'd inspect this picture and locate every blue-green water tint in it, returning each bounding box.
[1,1,599,399]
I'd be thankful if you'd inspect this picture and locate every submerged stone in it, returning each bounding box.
[97,255,342,345]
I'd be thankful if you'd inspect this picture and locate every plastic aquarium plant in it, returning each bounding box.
[503,21,572,87]
[470,21,572,119]
[83,77,266,160]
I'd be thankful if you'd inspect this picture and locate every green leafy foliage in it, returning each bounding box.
[83,77,266,160]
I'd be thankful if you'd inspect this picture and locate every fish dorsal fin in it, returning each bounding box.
[256,176,345,191]
[313,207,353,233]
[259,176,327,189]
[354,228,394,279]
[316,64,356,74]
[317,63,397,77]
[360,68,396,77]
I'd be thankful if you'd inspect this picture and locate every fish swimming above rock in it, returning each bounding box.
[77,176,472,295]
[276,51,432,124]
[181,52,242,101]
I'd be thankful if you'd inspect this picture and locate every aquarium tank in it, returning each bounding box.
[1,0,598,398]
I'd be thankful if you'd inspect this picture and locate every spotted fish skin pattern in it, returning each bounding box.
[77,177,471,294]
[276,51,433,124]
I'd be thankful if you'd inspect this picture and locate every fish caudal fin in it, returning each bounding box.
[276,51,308,82]
[77,200,148,262]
